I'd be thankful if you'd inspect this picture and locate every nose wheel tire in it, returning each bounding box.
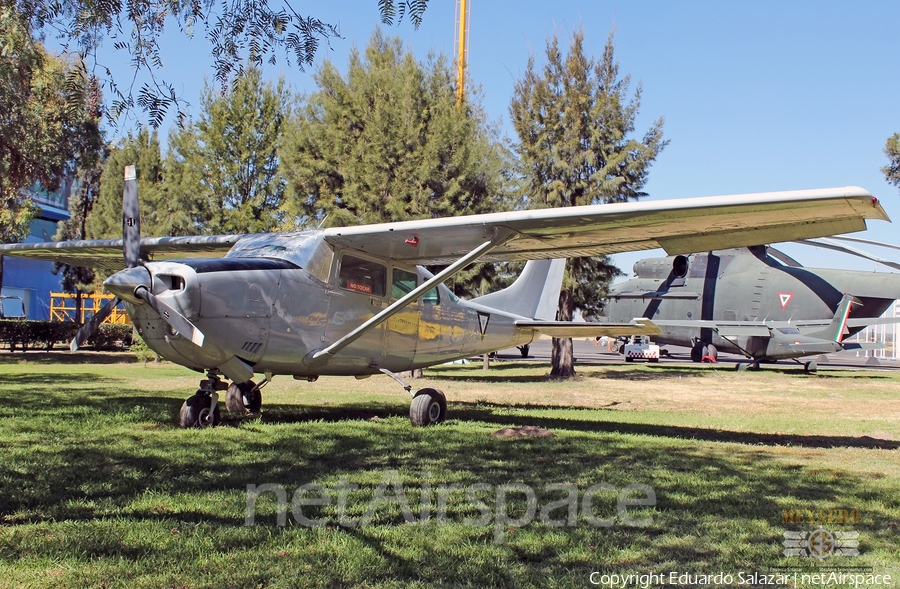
[410,388,447,426]
[225,380,261,414]
[179,392,221,428]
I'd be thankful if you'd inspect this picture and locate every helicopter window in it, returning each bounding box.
[392,269,418,298]
[339,255,386,297]
[776,327,801,335]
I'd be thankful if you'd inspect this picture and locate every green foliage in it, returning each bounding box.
[16,1,429,128]
[281,30,514,229]
[0,8,102,245]
[280,30,516,296]
[167,67,290,234]
[510,30,667,375]
[0,320,131,351]
[884,133,900,190]
[87,129,166,240]
[129,331,159,363]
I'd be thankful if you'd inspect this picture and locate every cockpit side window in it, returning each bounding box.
[339,255,386,297]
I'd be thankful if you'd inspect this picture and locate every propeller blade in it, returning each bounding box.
[134,287,205,347]
[122,164,140,268]
[70,297,121,351]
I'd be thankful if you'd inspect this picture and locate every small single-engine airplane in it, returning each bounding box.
[605,243,900,370]
[0,168,889,426]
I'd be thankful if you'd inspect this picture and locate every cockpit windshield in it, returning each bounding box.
[225,230,334,282]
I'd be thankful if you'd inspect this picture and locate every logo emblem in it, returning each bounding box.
[477,312,490,338]
[782,529,859,558]
[778,293,793,309]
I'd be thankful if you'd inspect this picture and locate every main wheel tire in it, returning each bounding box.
[409,388,447,426]
[690,344,703,363]
[179,393,221,428]
[519,344,530,358]
[226,380,261,414]
[706,344,718,363]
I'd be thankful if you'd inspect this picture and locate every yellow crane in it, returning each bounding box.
[455,0,470,106]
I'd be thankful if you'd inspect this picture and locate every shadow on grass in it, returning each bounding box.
[2,372,898,587]
[0,375,897,587]
[0,350,141,365]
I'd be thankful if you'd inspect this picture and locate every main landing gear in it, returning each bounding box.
[380,368,448,426]
[691,342,718,363]
[179,371,265,428]
[178,369,448,428]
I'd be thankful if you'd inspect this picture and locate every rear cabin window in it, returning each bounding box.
[392,268,440,305]
[339,255,386,297]
[392,269,418,298]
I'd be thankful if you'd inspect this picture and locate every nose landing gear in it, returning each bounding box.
[179,373,226,428]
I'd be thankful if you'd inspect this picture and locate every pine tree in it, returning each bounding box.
[86,129,165,240]
[279,29,515,296]
[166,67,289,234]
[510,30,667,377]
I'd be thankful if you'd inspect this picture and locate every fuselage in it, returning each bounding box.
[605,246,900,359]
[108,230,534,380]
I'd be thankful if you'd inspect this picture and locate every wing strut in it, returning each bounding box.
[306,228,515,365]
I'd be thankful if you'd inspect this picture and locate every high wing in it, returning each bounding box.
[0,186,886,269]
[322,186,887,264]
[0,235,242,272]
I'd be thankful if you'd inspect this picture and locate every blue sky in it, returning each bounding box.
[86,0,900,274]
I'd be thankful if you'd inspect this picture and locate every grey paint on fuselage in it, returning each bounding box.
[130,232,533,378]
[606,246,900,356]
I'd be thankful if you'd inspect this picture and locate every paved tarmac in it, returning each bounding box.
[494,337,900,371]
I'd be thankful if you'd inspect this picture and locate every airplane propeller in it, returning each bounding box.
[133,285,205,347]
[70,165,205,351]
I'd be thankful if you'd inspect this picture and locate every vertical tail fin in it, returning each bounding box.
[470,259,566,320]
[824,293,862,343]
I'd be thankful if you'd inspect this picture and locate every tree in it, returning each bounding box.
[279,30,516,296]
[1,7,104,292]
[0,8,100,243]
[510,30,668,378]
[86,129,166,239]
[884,133,900,191]
[15,0,430,127]
[167,67,290,234]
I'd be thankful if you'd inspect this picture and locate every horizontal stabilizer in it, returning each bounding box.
[516,318,662,338]
[846,316,900,328]
[841,341,886,351]
[788,342,842,354]
[609,291,701,300]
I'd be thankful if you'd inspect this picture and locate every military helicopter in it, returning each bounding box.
[606,242,900,370]
[0,169,889,425]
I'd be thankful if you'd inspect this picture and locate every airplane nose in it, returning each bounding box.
[104,266,152,304]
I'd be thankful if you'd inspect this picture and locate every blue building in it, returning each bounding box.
[1,183,71,320]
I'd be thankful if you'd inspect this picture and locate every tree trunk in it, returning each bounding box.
[550,288,577,378]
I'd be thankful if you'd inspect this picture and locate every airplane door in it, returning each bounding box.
[383,268,419,371]
[323,253,389,369]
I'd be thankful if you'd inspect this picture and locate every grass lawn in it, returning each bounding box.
[0,352,898,588]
